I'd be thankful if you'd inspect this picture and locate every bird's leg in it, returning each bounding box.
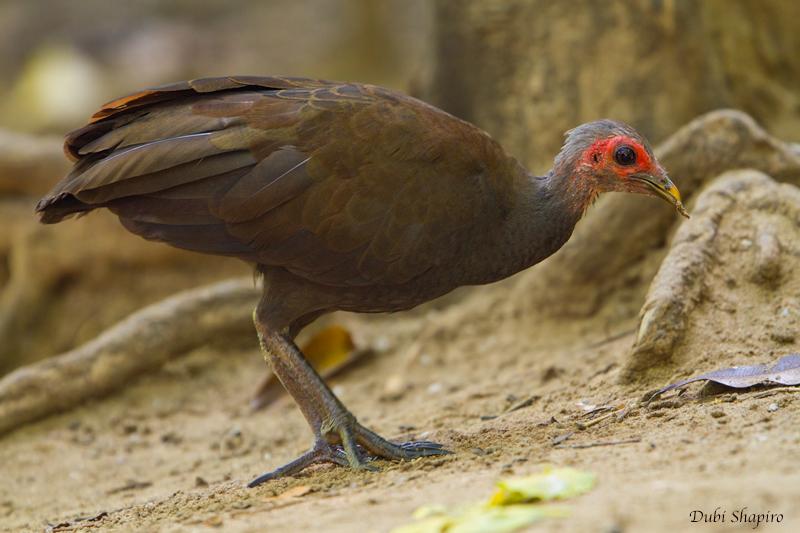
[249,316,449,487]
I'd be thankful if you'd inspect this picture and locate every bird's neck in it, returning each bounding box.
[512,168,592,260]
[543,166,601,219]
[468,166,592,285]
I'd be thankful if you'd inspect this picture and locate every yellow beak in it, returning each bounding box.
[632,172,689,218]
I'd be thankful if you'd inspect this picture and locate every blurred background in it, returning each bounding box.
[0,0,432,134]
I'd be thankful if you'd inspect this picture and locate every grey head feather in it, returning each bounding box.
[553,119,653,174]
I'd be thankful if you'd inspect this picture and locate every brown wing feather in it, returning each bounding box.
[38,76,519,286]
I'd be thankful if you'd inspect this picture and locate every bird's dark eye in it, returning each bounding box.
[614,145,637,166]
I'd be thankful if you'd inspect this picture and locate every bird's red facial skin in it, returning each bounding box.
[582,135,652,176]
[579,135,662,196]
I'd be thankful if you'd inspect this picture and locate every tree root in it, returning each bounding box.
[0,279,258,436]
[622,170,800,382]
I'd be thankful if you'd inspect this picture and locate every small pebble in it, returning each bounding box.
[770,330,795,343]
[710,409,725,419]
[161,431,183,444]
[221,427,243,451]
[426,382,443,395]
[767,403,779,412]
[373,336,391,351]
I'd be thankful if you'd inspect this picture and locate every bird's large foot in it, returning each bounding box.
[247,420,449,487]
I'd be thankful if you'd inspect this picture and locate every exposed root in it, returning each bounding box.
[0,279,258,436]
[623,170,800,382]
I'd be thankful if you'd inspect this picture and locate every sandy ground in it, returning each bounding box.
[2,269,798,533]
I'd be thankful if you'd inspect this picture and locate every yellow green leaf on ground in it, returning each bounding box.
[392,503,569,533]
[489,466,596,506]
[392,466,595,533]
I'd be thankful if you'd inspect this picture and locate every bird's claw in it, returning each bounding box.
[247,441,355,487]
[248,426,450,487]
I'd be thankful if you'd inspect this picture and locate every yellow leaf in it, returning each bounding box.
[392,466,595,533]
[392,503,568,533]
[489,466,595,506]
[303,325,355,374]
[450,505,569,533]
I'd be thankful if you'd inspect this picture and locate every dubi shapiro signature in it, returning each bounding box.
[690,507,784,529]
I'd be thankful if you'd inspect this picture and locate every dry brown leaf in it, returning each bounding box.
[647,354,800,402]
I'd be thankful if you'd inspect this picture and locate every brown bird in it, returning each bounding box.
[36,76,687,486]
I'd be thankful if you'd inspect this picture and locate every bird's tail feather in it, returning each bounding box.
[35,192,97,224]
